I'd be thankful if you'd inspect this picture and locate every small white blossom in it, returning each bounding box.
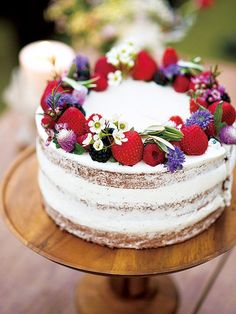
[88,115,106,133]
[108,70,123,87]
[118,121,128,132]
[93,139,104,151]
[82,133,93,146]
[93,134,100,141]
[112,130,128,145]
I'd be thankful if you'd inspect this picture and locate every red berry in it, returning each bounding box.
[92,73,108,92]
[190,97,208,113]
[143,144,165,167]
[132,50,158,81]
[208,101,236,125]
[77,134,90,150]
[41,115,55,129]
[162,47,178,67]
[205,121,216,137]
[180,125,208,155]
[173,75,190,93]
[170,141,181,148]
[112,131,143,166]
[40,80,64,112]
[58,107,86,136]
[169,115,184,126]
[94,56,116,78]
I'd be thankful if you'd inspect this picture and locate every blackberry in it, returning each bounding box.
[102,128,114,146]
[221,93,231,103]
[154,70,168,86]
[89,146,112,163]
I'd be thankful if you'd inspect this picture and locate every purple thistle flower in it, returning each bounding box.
[186,109,213,130]
[56,128,77,152]
[55,123,68,132]
[165,146,185,173]
[219,125,236,145]
[162,64,180,79]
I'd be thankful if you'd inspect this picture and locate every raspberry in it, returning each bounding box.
[173,75,190,93]
[169,115,184,126]
[143,144,165,167]
[94,56,116,78]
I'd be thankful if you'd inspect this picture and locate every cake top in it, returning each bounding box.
[38,41,236,172]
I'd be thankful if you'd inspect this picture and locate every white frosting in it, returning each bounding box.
[84,79,190,131]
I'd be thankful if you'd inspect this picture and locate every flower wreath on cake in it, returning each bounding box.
[39,41,236,173]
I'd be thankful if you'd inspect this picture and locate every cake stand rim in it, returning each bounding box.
[1,146,236,277]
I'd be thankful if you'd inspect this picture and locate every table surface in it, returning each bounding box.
[2,146,236,277]
[1,62,236,313]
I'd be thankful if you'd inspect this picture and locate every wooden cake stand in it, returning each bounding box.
[1,147,236,314]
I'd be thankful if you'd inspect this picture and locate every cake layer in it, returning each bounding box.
[44,203,224,249]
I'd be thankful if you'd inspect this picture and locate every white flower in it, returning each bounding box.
[93,139,104,151]
[93,134,100,141]
[112,130,128,145]
[88,115,106,133]
[108,70,123,87]
[82,133,93,146]
[118,121,128,132]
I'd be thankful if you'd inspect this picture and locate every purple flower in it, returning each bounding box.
[47,93,72,110]
[75,54,89,71]
[186,109,213,130]
[219,125,236,144]
[72,86,88,105]
[203,85,226,103]
[165,146,185,173]
[56,128,77,152]
[162,64,180,79]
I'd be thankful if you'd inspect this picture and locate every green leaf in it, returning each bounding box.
[149,136,175,150]
[214,102,223,135]
[74,143,86,155]
[109,156,117,163]
[156,141,169,154]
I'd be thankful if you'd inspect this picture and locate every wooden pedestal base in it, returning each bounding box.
[75,275,178,314]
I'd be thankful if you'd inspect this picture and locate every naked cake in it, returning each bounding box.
[36,42,236,249]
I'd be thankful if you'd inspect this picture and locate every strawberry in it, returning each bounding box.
[40,80,64,112]
[58,107,86,136]
[41,115,55,129]
[208,101,236,125]
[77,134,90,150]
[190,97,208,113]
[112,131,143,166]
[162,47,178,67]
[180,125,208,155]
[92,73,108,92]
[173,75,190,93]
[132,50,158,81]
[94,56,116,78]
[169,115,184,126]
[143,144,165,167]
[205,121,216,137]
[170,141,181,149]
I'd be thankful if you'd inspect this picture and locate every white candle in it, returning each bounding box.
[19,40,75,104]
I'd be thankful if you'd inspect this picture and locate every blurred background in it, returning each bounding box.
[1,1,236,314]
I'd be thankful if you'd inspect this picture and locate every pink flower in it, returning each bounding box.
[56,129,77,152]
